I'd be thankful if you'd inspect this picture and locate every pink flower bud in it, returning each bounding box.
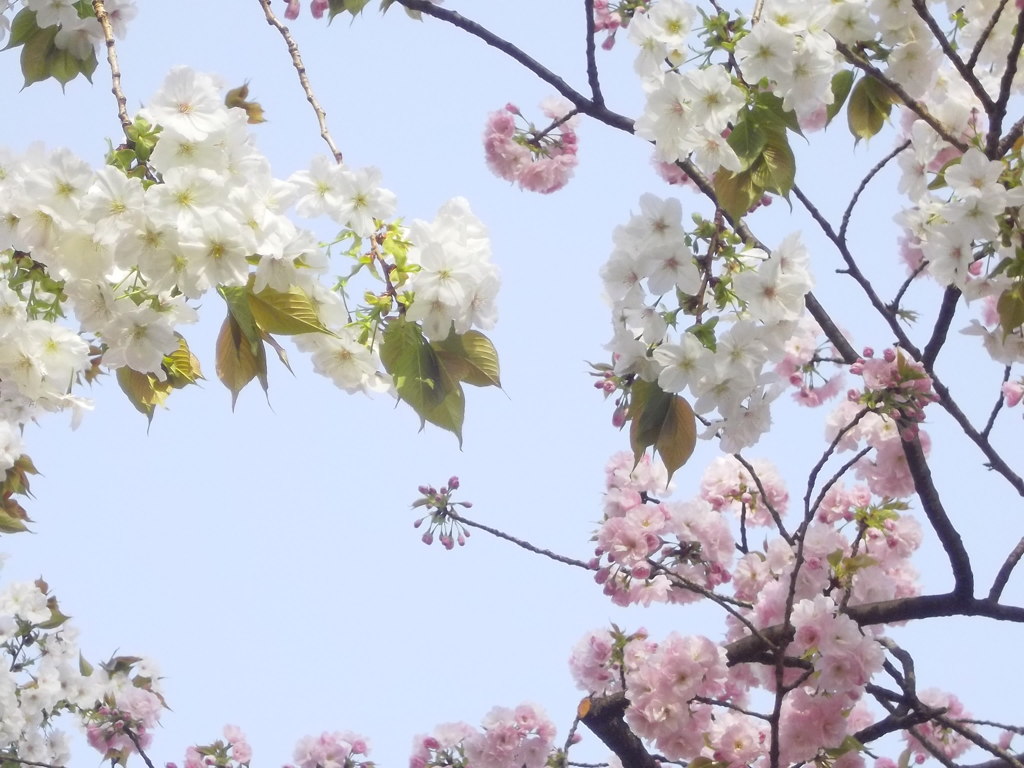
[448,476,460,489]
[421,532,434,545]
[883,348,897,362]
[612,405,628,428]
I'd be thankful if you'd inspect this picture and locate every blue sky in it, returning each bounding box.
[1,2,1021,767]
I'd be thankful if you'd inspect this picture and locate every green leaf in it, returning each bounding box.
[433,328,501,388]
[4,8,39,50]
[0,508,29,533]
[687,317,719,351]
[215,314,269,409]
[757,136,796,197]
[997,283,1024,336]
[48,46,82,86]
[847,76,893,141]
[826,69,855,124]
[713,166,762,221]
[751,90,802,136]
[218,285,261,354]
[247,284,331,336]
[163,334,204,389]
[20,24,57,88]
[725,114,767,171]
[116,366,172,425]
[629,379,698,484]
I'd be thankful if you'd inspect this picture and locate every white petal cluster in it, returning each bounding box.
[603,195,813,451]
[404,198,500,340]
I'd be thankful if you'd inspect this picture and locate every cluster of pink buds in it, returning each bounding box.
[282,0,329,19]
[849,347,938,439]
[588,361,628,427]
[483,100,579,194]
[412,477,472,549]
[592,0,651,49]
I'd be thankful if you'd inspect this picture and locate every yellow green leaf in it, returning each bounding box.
[215,314,269,409]
[164,334,204,389]
[433,329,501,388]
[116,366,172,425]
[629,379,697,484]
[248,284,331,336]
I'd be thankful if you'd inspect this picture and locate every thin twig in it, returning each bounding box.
[0,755,66,768]
[839,140,911,245]
[450,511,596,570]
[985,6,1024,154]
[981,366,1012,438]
[257,0,344,163]
[123,728,157,768]
[91,0,132,138]
[733,452,790,541]
[989,535,1024,601]
[967,0,1011,71]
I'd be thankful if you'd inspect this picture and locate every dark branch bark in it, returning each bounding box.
[580,693,661,768]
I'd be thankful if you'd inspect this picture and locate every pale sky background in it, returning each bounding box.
[1,2,1022,767]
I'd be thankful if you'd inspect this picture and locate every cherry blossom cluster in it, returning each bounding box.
[601,194,817,452]
[482,100,579,194]
[410,703,556,768]
[169,725,254,768]
[575,450,933,764]
[821,348,938,497]
[0,64,501,477]
[0,566,164,766]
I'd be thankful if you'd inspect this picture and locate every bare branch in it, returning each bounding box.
[583,0,605,106]
[901,435,974,596]
[839,140,911,246]
[450,511,596,571]
[257,0,344,163]
[967,0,1011,71]
[91,0,132,138]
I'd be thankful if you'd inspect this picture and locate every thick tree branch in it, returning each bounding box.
[580,693,661,768]
[901,435,974,596]
[922,286,963,367]
[726,592,1024,664]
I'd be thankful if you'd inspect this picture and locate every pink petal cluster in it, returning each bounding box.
[291,731,372,768]
[483,101,579,194]
[623,633,728,760]
[462,704,556,768]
